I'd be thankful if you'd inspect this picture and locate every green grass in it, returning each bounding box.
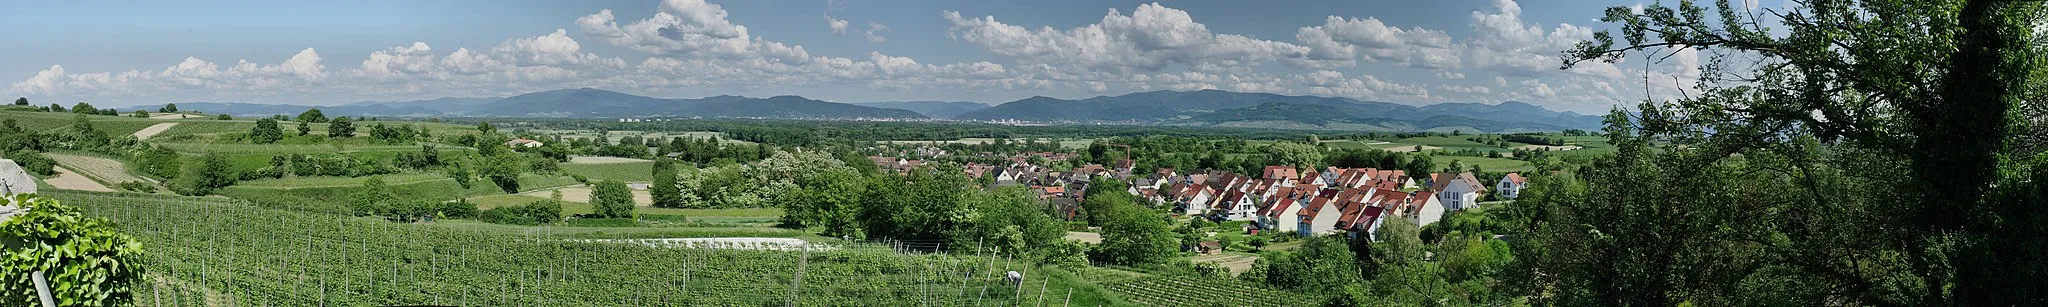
[1432,155,1535,172]
[467,194,785,219]
[560,161,656,182]
[219,173,581,213]
[235,172,450,188]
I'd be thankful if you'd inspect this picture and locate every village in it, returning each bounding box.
[869,146,1528,246]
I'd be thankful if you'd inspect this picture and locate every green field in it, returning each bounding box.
[561,161,657,182]
[45,191,1126,306]
[220,174,581,213]
[1432,155,1535,172]
[469,194,784,219]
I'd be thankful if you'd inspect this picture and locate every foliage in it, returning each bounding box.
[649,158,684,208]
[327,116,355,137]
[1092,202,1175,266]
[479,200,564,225]
[590,180,634,218]
[69,102,97,115]
[1245,236,1360,295]
[478,154,524,193]
[1264,141,1324,170]
[248,118,283,144]
[3,150,55,176]
[175,153,236,195]
[156,103,174,113]
[0,194,142,306]
[296,121,311,136]
[296,108,328,123]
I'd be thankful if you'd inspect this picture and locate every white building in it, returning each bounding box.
[1431,172,1488,211]
[1497,173,1527,199]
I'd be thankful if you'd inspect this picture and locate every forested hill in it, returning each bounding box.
[172,88,928,120]
[953,89,1603,132]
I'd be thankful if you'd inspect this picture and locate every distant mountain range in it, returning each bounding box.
[163,88,1602,132]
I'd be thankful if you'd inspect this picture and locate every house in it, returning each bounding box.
[1431,172,1488,211]
[1263,166,1300,181]
[1407,191,1445,227]
[1196,241,1223,255]
[505,139,544,148]
[1498,173,1527,199]
[1175,185,1217,215]
[1258,197,1302,232]
[1296,195,1345,236]
[1223,189,1264,221]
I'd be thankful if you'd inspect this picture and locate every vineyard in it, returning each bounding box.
[1100,275,1317,306]
[48,191,1104,306]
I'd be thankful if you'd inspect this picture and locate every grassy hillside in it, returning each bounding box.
[46,191,1129,306]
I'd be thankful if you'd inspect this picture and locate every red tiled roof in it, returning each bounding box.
[1505,173,1527,184]
[1263,166,1299,180]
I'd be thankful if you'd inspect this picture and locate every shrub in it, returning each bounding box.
[116,181,156,193]
[479,200,563,226]
[2,150,55,176]
[0,194,144,305]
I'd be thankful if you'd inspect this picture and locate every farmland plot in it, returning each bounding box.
[46,153,147,184]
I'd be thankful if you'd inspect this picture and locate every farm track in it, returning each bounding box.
[44,165,114,191]
[132,122,180,139]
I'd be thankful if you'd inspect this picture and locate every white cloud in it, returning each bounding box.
[943,3,1313,73]
[1295,16,1458,69]
[863,23,890,43]
[1435,71,1466,80]
[826,14,850,35]
[576,0,809,63]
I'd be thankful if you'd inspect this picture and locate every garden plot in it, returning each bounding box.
[568,155,651,164]
[43,166,113,191]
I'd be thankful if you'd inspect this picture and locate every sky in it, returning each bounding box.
[0,0,1777,114]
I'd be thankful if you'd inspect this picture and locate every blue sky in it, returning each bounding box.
[0,0,1773,113]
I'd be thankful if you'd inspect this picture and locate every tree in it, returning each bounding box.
[10,97,23,106]
[215,114,231,120]
[296,108,328,123]
[1093,203,1176,266]
[444,159,474,189]
[70,102,97,115]
[48,103,63,112]
[0,194,143,306]
[477,121,495,135]
[591,180,635,218]
[158,103,176,112]
[132,110,149,118]
[1248,236,1361,294]
[249,118,283,143]
[178,153,237,195]
[297,121,311,136]
[328,116,355,137]
[650,158,684,208]
[478,156,522,193]
[1446,160,1465,174]
[1265,141,1324,170]
[1524,0,2048,304]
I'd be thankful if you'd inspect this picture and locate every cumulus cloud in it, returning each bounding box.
[943,3,1312,74]
[1295,16,1457,69]
[576,0,809,63]
[826,14,850,35]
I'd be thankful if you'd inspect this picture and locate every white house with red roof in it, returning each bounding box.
[1497,173,1528,199]
[1432,172,1488,211]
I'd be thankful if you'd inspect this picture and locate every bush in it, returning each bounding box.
[2,150,55,176]
[479,200,563,225]
[0,194,144,305]
[116,181,156,193]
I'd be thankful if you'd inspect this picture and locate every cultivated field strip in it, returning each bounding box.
[48,191,1070,306]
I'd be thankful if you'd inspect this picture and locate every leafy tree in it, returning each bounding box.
[480,200,563,225]
[1524,0,2048,304]
[249,118,283,144]
[444,159,474,189]
[296,121,311,136]
[1265,141,1324,170]
[135,146,181,179]
[1093,202,1176,266]
[591,180,635,218]
[1373,216,1423,268]
[0,194,144,306]
[214,114,230,120]
[296,108,328,123]
[650,158,684,208]
[9,97,22,106]
[478,156,522,193]
[476,121,495,134]
[1446,159,1465,174]
[179,153,236,195]
[327,116,355,137]
[131,110,149,118]
[1248,236,1360,294]
[47,103,63,112]
[69,102,96,115]
[157,103,176,112]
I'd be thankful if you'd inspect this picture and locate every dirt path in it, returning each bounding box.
[45,165,114,191]
[1064,231,1103,244]
[132,122,180,140]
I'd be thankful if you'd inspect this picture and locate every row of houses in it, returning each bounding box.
[1148,165,1527,239]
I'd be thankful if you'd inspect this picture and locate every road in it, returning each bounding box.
[132,122,180,140]
[44,166,113,192]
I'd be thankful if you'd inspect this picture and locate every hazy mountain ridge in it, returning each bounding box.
[158,88,1595,132]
